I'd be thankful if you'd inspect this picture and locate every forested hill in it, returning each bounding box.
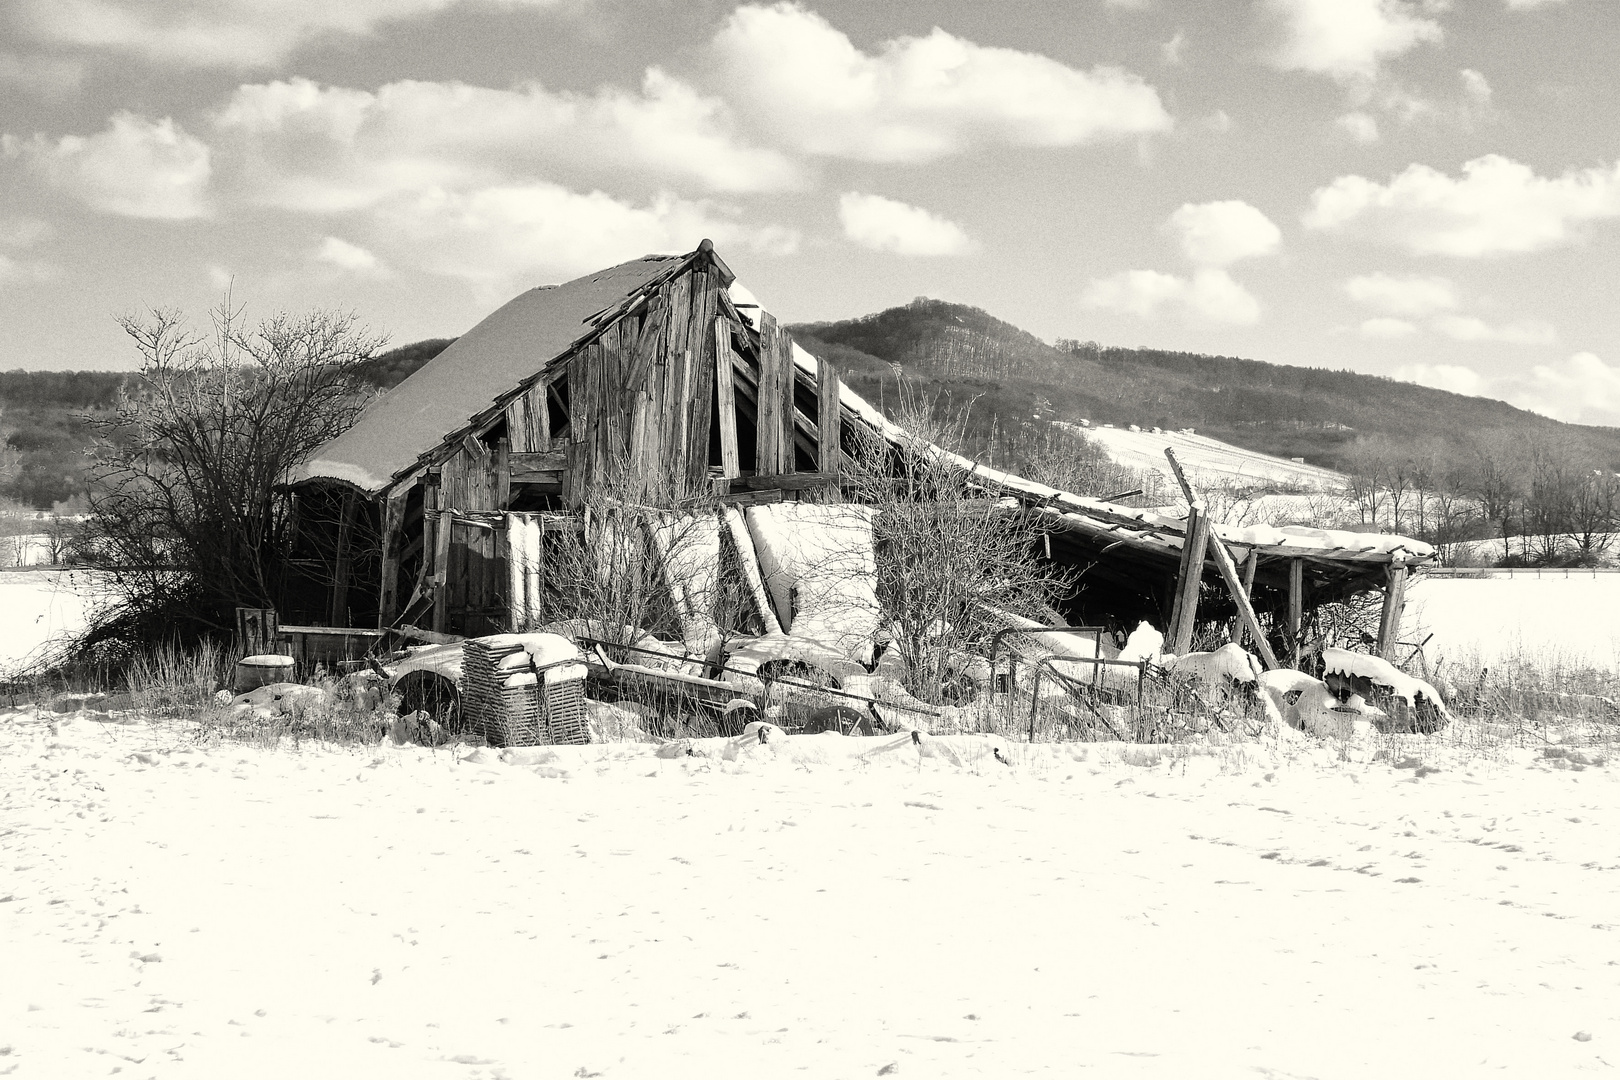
[0,339,454,509]
[789,298,1620,475]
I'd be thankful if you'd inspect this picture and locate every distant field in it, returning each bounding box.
[0,571,100,675]
[1403,571,1620,670]
[1074,424,1348,491]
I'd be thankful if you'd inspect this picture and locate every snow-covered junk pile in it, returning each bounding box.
[242,240,1447,748]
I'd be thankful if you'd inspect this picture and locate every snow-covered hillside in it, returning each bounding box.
[3,710,1614,1078]
[1068,423,1348,492]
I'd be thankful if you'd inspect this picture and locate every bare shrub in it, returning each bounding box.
[78,295,384,661]
[844,388,1073,704]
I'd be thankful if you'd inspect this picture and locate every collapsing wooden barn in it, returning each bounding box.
[284,240,1432,661]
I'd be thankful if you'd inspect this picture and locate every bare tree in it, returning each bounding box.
[845,389,1072,704]
[79,295,384,654]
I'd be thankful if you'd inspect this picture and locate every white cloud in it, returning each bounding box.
[1394,362,1485,395]
[1081,267,1260,324]
[711,2,1171,163]
[1160,32,1186,65]
[838,192,971,256]
[1344,272,1457,316]
[377,183,798,299]
[1165,200,1280,266]
[1304,153,1620,256]
[1459,68,1492,106]
[7,112,212,219]
[1506,0,1568,9]
[1399,352,1620,426]
[1265,0,1444,82]
[1513,352,1620,424]
[12,0,563,68]
[1203,110,1233,133]
[1430,314,1556,345]
[1336,111,1380,143]
[1360,317,1419,338]
[316,236,387,276]
[214,74,801,208]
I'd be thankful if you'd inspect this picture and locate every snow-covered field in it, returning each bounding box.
[4,709,1617,1079]
[1076,425,1347,492]
[1404,573,1620,670]
[0,570,100,675]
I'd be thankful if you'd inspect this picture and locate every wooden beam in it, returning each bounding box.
[1229,547,1257,646]
[1204,528,1280,670]
[725,471,840,493]
[508,449,568,480]
[1168,503,1209,656]
[817,355,842,477]
[376,484,409,628]
[329,490,357,628]
[1288,557,1304,668]
[1163,446,1279,669]
[1377,561,1409,660]
[713,316,741,479]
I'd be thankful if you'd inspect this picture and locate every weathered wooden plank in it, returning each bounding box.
[756,312,786,476]
[1204,527,1280,670]
[494,438,510,511]
[817,355,842,477]
[376,484,409,628]
[1377,561,1408,660]
[719,487,785,507]
[531,380,551,449]
[684,271,719,493]
[1168,504,1208,656]
[713,317,741,479]
[726,471,841,493]
[1228,547,1257,646]
[505,400,528,454]
[1288,557,1304,667]
[431,509,453,634]
[779,338,799,476]
[508,449,568,479]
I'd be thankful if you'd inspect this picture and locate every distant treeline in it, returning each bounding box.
[791,298,1620,478]
[0,338,454,510]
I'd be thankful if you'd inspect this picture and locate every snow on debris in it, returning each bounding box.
[744,502,881,664]
[1323,647,1451,719]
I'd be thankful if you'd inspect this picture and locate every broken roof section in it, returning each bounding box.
[290,251,693,493]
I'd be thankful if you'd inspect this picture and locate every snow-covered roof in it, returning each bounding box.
[291,251,696,493]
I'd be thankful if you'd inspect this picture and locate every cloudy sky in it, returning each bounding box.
[1,0,1617,424]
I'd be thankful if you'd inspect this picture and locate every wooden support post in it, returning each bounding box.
[713,316,740,479]
[376,485,409,629]
[1229,548,1257,645]
[1169,503,1210,656]
[1164,447,1279,670]
[432,509,454,634]
[329,490,357,627]
[817,355,842,478]
[1377,560,1409,660]
[1287,557,1304,668]
[494,438,510,510]
[1204,529,1280,670]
